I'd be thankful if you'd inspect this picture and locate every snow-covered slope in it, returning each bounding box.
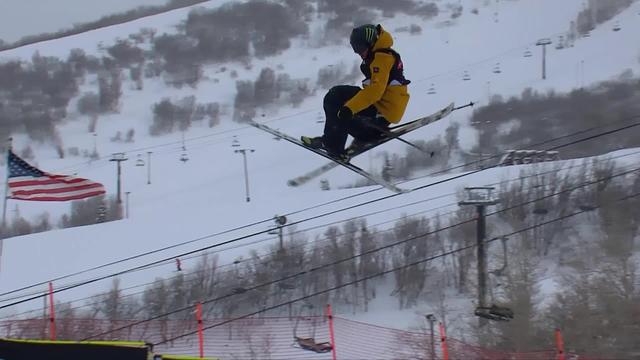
[0,0,184,43]
[0,0,638,336]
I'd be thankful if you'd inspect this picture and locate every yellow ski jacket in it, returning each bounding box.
[344,26,410,124]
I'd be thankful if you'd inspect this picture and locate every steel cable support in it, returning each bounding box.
[150,188,640,346]
[81,164,640,341]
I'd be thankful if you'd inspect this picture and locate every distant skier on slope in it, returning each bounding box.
[301,24,411,161]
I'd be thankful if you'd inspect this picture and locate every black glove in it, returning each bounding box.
[337,106,353,121]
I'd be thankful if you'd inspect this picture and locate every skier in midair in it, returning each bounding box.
[302,24,411,160]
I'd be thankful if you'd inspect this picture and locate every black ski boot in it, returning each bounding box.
[301,136,350,162]
[301,136,325,149]
[345,139,369,157]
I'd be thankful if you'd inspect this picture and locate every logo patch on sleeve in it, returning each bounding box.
[373,66,380,73]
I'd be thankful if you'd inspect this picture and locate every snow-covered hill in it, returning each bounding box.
[0,0,178,43]
[0,0,638,347]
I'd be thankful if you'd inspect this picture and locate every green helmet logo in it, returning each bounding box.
[350,24,378,53]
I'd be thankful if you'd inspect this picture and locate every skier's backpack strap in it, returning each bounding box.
[373,48,411,86]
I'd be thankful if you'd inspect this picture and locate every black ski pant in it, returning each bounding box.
[322,85,390,154]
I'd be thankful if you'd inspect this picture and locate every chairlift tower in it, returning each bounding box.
[425,314,437,359]
[536,38,552,80]
[125,191,131,219]
[234,147,256,202]
[110,153,128,204]
[274,215,287,251]
[459,187,499,327]
[146,151,152,185]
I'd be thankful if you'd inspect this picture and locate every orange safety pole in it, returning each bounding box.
[197,302,204,358]
[439,322,449,360]
[555,328,565,360]
[48,282,55,341]
[326,304,337,360]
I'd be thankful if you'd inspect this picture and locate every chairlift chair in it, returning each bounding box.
[475,304,514,322]
[462,71,471,81]
[545,151,560,161]
[292,306,333,354]
[612,22,621,32]
[294,336,333,353]
[278,282,296,290]
[492,63,501,74]
[523,49,533,58]
[135,155,145,167]
[498,150,516,166]
[180,137,189,162]
[232,136,241,148]
[579,204,597,212]
[533,207,549,215]
[427,83,437,95]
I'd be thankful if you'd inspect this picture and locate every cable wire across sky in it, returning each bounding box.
[150,188,640,346]
[81,162,640,341]
[2,115,639,312]
[5,146,639,320]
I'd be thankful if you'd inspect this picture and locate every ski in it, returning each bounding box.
[288,102,456,187]
[248,120,409,193]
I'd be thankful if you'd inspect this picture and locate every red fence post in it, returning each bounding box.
[48,282,55,341]
[555,328,565,360]
[326,304,337,360]
[439,322,449,360]
[196,302,204,358]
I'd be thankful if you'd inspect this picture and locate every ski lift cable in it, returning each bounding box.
[0,175,461,307]
[0,168,464,302]
[165,141,640,272]
[413,25,621,98]
[5,131,640,310]
[47,108,318,174]
[2,115,639,306]
[8,143,636,317]
[8,156,638,325]
[0,197,462,313]
[411,27,575,85]
[80,162,640,339]
[150,188,640,346]
[400,115,640,187]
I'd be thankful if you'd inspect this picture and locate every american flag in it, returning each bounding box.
[7,150,106,201]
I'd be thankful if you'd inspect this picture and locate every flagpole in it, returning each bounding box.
[0,137,12,271]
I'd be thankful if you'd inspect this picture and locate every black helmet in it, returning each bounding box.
[350,24,379,54]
